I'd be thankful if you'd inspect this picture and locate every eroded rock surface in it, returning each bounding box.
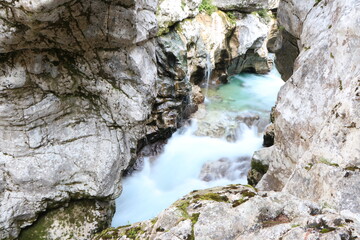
[0,0,158,239]
[256,0,360,217]
[94,185,360,240]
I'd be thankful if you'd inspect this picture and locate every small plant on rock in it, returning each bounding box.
[199,0,217,15]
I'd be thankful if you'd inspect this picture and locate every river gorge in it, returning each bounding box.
[0,0,359,239]
[112,67,284,227]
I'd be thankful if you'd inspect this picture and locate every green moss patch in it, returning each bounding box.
[199,0,217,15]
[125,226,143,239]
[19,200,110,240]
[318,157,339,167]
[193,192,229,202]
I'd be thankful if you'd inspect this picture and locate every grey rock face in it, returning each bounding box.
[156,0,202,35]
[0,0,158,239]
[213,0,279,12]
[228,13,275,75]
[93,185,360,240]
[258,0,360,216]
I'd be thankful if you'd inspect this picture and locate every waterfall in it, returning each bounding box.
[112,67,284,227]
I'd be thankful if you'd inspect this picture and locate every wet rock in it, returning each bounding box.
[263,123,274,147]
[199,157,250,181]
[191,85,205,104]
[235,111,260,128]
[247,147,271,186]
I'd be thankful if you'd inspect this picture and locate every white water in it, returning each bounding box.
[204,54,212,98]
[112,67,284,227]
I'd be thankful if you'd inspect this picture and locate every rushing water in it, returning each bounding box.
[204,54,212,98]
[112,67,284,227]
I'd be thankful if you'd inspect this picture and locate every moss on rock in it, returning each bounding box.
[18,200,113,240]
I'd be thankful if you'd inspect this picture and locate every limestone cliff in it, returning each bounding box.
[259,0,360,212]
[0,0,158,239]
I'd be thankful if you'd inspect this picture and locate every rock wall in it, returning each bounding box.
[258,0,360,216]
[0,0,158,239]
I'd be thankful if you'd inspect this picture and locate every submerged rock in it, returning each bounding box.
[199,157,251,182]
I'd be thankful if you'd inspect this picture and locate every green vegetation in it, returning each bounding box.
[307,218,336,234]
[93,228,118,240]
[320,227,336,233]
[199,0,217,15]
[150,217,158,225]
[125,226,143,239]
[305,163,313,171]
[314,0,323,6]
[232,198,248,207]
[330,52,335,58]
[251,160,269,175]
[177,200,191,218]
[252,9,273,23]
[339,79,343,90]
[193,192,229,202]
[241,189,256,198]
[318,157,339,167]
[190,213,200,225]
[226,12,237,25]
[19,200,104,240]
[344,166,360,171]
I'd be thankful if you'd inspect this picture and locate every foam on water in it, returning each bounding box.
[112,67,284,227]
